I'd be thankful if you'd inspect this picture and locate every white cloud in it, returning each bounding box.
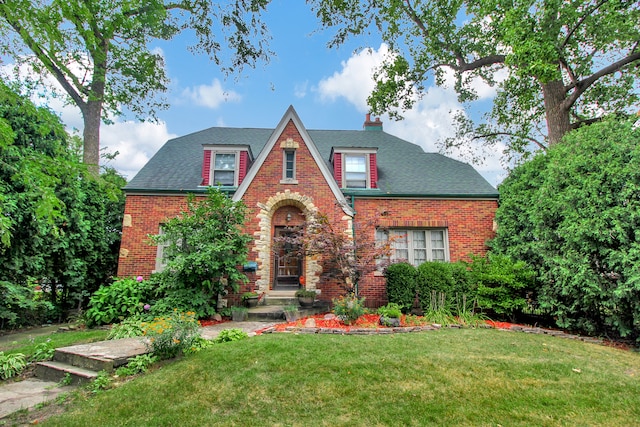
[317,45,387,110]
[181,79,241,108]
[101,120,176,180]
[316,43,507,187]
[294,81,308,98]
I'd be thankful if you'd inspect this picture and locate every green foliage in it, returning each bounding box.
[241,291,259,300]
[384,262,417,312]
[492,118,640,339]
[294,289,316,298]
[116,354,158,377]
[416,262,455,308]
[107,316,146,340]
[0,281,54,329]
[59,373,73,386]
[0,351,27,380]
[85,277,154,327]
[421,291,454,326]
[377,303,402,319]
[332,295,366,325]
[142,310,201,360]
[0,82,126,322]
[468,254,535,320]
[214,328,249,344]
[184,337,216,354]
[89,371,113,394]
[30,340,55,362]
[313,0,640,155]
[151,188,252,313]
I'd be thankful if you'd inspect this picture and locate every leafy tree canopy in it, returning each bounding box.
[0,0,272,172]
[492,117,640,340]
[0,81,126,318]
[311,0,640,162]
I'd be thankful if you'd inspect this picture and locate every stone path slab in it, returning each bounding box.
[0,379,74,418]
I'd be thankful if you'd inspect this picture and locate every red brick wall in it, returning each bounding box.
[118,195,199,278]
[350,198,497,307]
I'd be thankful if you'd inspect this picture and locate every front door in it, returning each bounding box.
[274,228,301,290]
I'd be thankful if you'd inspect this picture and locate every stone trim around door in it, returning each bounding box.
[252,190,321,293]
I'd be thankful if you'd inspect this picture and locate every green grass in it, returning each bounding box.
[40,328,640,426]
[0,328,109,359]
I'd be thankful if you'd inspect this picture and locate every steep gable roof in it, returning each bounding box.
[125,108,498,198]
[232,106,353,215]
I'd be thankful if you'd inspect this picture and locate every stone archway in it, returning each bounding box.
[252,190,321,293]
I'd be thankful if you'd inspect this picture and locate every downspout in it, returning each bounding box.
[351,194,357,296]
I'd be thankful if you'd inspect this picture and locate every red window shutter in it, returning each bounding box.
[202,150,212,185]
[369,153,377,188]
[238,151,249,185]
[333,152,342,186]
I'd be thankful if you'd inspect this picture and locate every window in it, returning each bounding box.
[376,229,449,266]
[344,154,367,188]
[154,226,170,273]
[213,153,236,185]
[282,149,297,182]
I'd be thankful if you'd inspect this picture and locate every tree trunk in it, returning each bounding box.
[82,100,102,176]
[542,80,572,146]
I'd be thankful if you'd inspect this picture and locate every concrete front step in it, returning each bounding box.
[247,302,331,321]
[35,361,99,385]
[35,337,150,385]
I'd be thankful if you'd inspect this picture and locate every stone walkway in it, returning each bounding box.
[0,321,279,419]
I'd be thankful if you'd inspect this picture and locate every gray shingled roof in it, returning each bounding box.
[125,126,498,198]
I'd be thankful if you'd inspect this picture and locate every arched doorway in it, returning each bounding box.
[272,206,304,290]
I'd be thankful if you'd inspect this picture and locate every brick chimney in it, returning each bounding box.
[363,113,383,131]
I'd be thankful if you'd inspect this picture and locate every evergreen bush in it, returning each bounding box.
[384,262,417,312]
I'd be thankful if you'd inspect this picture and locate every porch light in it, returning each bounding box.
[286,213,292,222]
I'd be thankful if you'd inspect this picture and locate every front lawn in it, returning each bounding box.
[42,328,640,426]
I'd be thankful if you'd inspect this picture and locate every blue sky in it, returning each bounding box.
[2,0,506,186]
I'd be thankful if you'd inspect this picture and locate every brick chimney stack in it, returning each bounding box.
[363,113,383,131]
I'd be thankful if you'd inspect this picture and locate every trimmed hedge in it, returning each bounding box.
[384,263,417,313]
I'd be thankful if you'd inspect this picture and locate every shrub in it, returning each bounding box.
[332,295,366,325]
[492,118,640,339]
[384,263,417,312]
[116,354,158,377]
[0,351,27,380]
[416,262,454,312]
[377,303,402,318]
[468,254,535,320]
[214,328,249,343]
[30,340,55,362]
[107,316,146,340]
[85,276,153,327]
[150,281,219,320]
[142,310,200,360]
[0,281,54,329]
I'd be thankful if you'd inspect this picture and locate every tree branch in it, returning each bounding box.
[473,132,547,151]
[564,50,640,109]
[561,0,610,49]
[0,7,87,109]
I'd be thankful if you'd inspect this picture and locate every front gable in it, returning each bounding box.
[233,105,353,216]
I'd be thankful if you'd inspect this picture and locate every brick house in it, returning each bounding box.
[117,106,498,306]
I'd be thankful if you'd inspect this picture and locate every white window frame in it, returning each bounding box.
[204,145,247,187]
[376,228,450,266]
[281,149,298,184]
[154,225,170,273]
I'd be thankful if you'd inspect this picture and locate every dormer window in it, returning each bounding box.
[344,154,367,188]
[202,145,251,187]
[214,153,236,185]
[332,147,378,189]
